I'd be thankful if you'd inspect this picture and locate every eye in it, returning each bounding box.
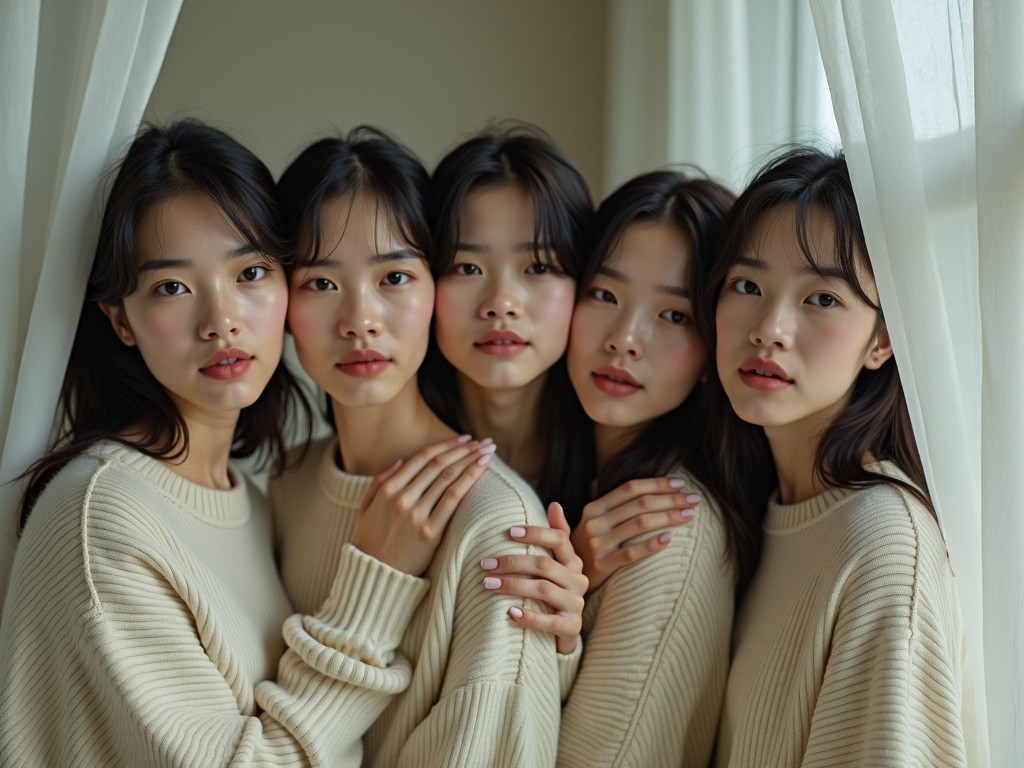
[452,263,481,276]
[807,292,840,308]
[302,277,337,291]
[526,262,551,275]
[660,309,689,325]
[154,281,188,297]
[589,287,617,304]
[731,278,760,296]
[240,265,268,282]
[382,272,411,286]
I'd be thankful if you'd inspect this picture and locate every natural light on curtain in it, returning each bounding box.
[605,0,839,194]
[0,0,183,606]
[811,0,1023,764]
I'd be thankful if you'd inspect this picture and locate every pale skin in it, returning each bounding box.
[101,191,288,488]
[566,219,707,591]
[289,191,585,650]
[715,203,893,503]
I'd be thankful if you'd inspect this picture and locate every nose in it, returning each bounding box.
[199,291,240,340]
[479,275,523,320]
[604,313,643,359]
[338,289,383,338]
[749,302,794,350]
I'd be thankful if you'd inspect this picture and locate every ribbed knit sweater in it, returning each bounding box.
[270,437,572,767]
[716,463,968,767]
[0,441,428,767]
[557,470,734,768]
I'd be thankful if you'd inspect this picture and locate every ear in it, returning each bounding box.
[863,323,894,370]
[99,303,137,347]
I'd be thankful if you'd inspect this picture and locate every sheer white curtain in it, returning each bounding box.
[0,0,182,605]
[604,0,837,193]
[811,0,1021,764]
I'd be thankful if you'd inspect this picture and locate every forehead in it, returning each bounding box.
[458,183,534,237]
[742,203,840,270]
[318,191,411,255]
[603,220,693,287]
[136,191,247,263]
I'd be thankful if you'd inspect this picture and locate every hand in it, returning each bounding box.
[481,502,587,653]
[570,477,700,592]
[356,435,496,576]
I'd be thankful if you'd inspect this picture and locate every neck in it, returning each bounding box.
[764,425,825,504]
[128,409,238,490]
[593,422,642,475]
[333,379,455,476]
[458,373,546,483]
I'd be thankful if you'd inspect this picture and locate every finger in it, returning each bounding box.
[381,436,486,501]
[416,449,494,535]
[599,491,701,530]
[358,458,403,514]
[597,529,675,572]
[415,443,496,511]
[481,557,588,600]
[483,575,585,616]
[509,523,580,571]
[588,477,689,518]
[547,501,570,535]
[507,605,581,644]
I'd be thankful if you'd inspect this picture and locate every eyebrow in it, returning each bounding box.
[455,240,556,253]
[370,248,424,264]
[734,254,848,283]
[597,265,691,299]
[137,245,257,273]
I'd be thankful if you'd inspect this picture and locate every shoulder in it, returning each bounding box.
[461,454,547,523]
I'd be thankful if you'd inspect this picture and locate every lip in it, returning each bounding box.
[591,365,643,397]
[738,357,793,392]
[336,348,390,377]
[199,348,253,381]
[474,329,528,356]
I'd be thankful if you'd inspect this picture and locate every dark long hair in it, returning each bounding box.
[422,124,594,516]
[276,126,431,430]
[18,120,311,531]
[699,147,933,549]
[580,170,759,586]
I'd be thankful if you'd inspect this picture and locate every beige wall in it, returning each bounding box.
[146,0,607,193]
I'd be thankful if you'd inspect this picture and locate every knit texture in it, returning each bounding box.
[716,463,968,767]
[270,437,565,767]
[557,470,733,767]
[0,441,427,767]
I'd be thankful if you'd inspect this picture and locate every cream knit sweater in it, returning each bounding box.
[716,463,968,767]
[270,437,573,768]
[557,470,734,768]
[0,441,429,767]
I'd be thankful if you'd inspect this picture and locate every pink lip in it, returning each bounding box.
[474,329,528,356]
[591,365,643,397]
[738,357,793,392]
[199,348,253,381]
[337,349,390,377]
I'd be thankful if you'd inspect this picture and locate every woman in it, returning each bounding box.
[707,148,969,766]
[270,127,586,768]
[0,120,426,767]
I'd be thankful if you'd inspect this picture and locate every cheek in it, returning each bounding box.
[532,282,576,334]
[434,281,472,341]
[286,294,329,352]
[567,306,604,377]
[659,333,708,389]
[714,299,746,345]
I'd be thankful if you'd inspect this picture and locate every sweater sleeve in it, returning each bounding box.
[0,473,428,768]
[391,478,562,767]
[557,497,734,768]
[800,508,967,768]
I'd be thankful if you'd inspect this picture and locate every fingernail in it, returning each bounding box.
[508,606,524,619]
[456,434,472,443]
[480,557,498,570]
[509,526,526,539]
[484,577,501,590]
[685,493,701,504]
[479,443,497,454]
[680,508,695,520]
[668,479,686,488]
[476,452,493,467]
[479,437,494,447]
[658,531,673,544]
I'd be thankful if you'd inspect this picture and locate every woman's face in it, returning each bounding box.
[433,183,576,392]
[568,220,706,433]
[287,191,435,410]
[102,191,288,426]
[714,203,892,445]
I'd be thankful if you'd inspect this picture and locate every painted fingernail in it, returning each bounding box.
[685,493,701,504]
[479,437,494,447]
[658,531,673,544]
[480,557,498,570]
[509,606,524,619]
[456,434,472,443]
[668,479,686,488]
[484,577,501,589]
[509,526,526,539]
[680,508,695,520]
[477,452,494,467]
[479,443,497,454]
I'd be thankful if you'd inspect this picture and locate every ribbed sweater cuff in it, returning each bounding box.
[316,544,429,649]
[558,638,583,701]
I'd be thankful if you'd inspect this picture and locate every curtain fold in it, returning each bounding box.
[0,0,182,606]
[811,0,1022,763]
